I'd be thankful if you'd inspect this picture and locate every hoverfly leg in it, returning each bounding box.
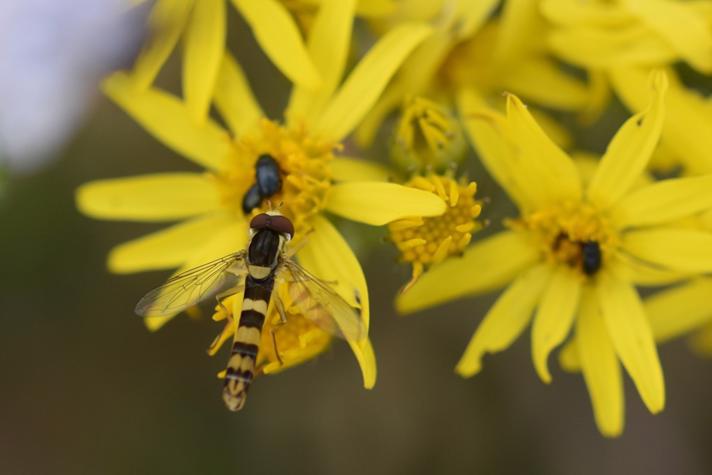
[269,295,289,366]
[274,295,288,325]
[214,287,242,316]
[270,328,284,366]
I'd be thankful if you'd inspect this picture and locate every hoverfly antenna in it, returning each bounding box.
[266,199,273,211]
[277,200,284,210]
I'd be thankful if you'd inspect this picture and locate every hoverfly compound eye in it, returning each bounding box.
[249,212,294,238]
[269,215,294,239]
[249,213,270,230]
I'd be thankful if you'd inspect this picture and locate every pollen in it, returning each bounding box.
[214,119,335,234]
[389,174,482,290]
[511,201,618,278]
[392,96,466,173]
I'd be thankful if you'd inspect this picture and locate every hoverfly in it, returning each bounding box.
[135,211,366,411]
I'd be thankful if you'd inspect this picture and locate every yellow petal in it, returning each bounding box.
[548,25,676,70]
[261,335,331,375]
[145,217,248,330]
[596,271,665,413]
[541,0,631,26]
[645,279,712,343]
[457,88,533,211]
[286,0,355,124]
[491,0,540,62]
[331,157,393,183]
[102,73,231,171]
[612,175,712,228]
[76,173,219,222]
[108,213,231,273]
[627,0,712,73]
[456,264,550,377]
[297,215,376,388]
[130,0,193,89]
[454,0,499,38]
[355,0,397,17]
[623,228,712,274]
[397,231,539,314]
[232,0,320,88]
[577,288,624,438]
[355,30,452,147]
[531,266,581,383]
[349,338,377,390]
[558,337,581,372]
[612,252,686,287]
[182,0,226,122]
[213,52,264,136]
[326,182,445,225]
[315,23,432,141]
[500,58,589,111]
[505,94,583,204]
[610,66,712,175]
[587,71,667,209]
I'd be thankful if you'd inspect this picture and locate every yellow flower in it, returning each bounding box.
[128,0,321,122]
[282,0,397,31]
[389,174,482,290]
[543,1,712,175]
[357,0,589,147]
[543,0,712,74]
[636,208,712,358]
[610,66,712,175]
[209,276,332,377]
[77,5,443,390]
[390,96,466,173]
[398,71,712,437]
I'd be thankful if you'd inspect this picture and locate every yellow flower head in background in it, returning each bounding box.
[129,0,322,122]
[543,0,712,175]
[77,0,446,389]
[390,96,466,173]
[398,72,712,437]
[358,0,590,149]
[636,208,712,359]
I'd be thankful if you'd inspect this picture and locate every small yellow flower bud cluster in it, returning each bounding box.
[391,96,466,173]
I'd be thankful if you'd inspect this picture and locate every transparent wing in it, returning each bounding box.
[135,251,248,317]
[279,259,366,342]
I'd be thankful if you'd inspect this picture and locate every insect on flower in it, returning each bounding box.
[135,211,365,411]
[242,154,283,214]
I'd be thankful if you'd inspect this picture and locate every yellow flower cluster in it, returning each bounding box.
[77,0,712,437]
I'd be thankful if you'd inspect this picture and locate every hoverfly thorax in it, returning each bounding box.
[247,212,294,280]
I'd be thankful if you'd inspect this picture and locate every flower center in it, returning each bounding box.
[215,119,334,234]
[389,174,482,288]
[392,96,465,173]
[512,201,618,277]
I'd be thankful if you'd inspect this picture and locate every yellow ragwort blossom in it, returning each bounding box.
[77,2,444,388]
[128,0,321,122]
[640,209,712,357]
[543,1,712,175]
[390,96,467,173]
[358,0,589,148]
[389,174,482,290]
[398,72,712,437]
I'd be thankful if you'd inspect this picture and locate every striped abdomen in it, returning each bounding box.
[223,276,274,411]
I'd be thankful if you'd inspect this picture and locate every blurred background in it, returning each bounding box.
[3,4,712,475]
